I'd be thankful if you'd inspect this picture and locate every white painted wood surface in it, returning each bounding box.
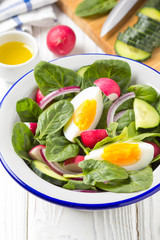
[1,6,160,240]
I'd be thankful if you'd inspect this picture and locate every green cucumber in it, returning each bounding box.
[137,19,160,32]
[134,24,160,39]
[117,33,154,53]
[31,160,68,186]
[134,98,160,130]
[137,12,160,25]
[77,65,89,77]
[115,40,151,61]
[139,7,160,22]
[144,0,160,11]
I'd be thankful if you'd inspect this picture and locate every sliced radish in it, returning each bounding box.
[29,145,46,162]
[146,142,160,157]
[107,92,135,127]
[36,89,44,104]
[24,122,37,135]
[94,78,121,101]
[63,155,84,173]
[80,129,108,149]
[39,86,81,109]
[40,149,83,177]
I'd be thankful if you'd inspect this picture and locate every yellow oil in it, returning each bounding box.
[0,41,33,65]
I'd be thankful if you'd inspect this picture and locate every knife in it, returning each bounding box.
[100,0,139,37]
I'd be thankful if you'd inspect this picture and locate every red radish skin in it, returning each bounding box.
[47,25,76,56]
[94,78,121,101]
[36,89,44,104]
[81,129,108,149]
[29,145,46,162]
[24,122,37,135]
[63,155,84,173]
[146,142,160,157]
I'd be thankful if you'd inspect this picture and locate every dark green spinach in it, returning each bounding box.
[79,159,128,185]
[45,136,79,162]
[96,166,153,193]
[34,61,82,96]
[96,100,112,129]
[82,59,131,92]
[75,0,117,17]
[74,137,91,155]
[16,97,43,122]
[12,122,34,162]
[117,110,135,133]
[35,100,74,142]
[63,180,96,190]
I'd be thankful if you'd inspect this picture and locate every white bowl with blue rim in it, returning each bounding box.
[0,53,160,210]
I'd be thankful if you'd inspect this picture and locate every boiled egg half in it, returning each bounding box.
[85,141,154,171]
[63,86,103,142]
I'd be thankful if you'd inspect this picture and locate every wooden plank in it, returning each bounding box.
[57,0,160,71]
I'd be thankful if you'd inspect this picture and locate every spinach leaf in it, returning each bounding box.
[79,159,128,186]
[117,110,135,133]
[82,59,131,92]
[75,0,117,17]
[151,154,160,163]
[35,100,74,142]
[107,122,118,138]
[45,136,79,162]
[96,100,112,129]
[63,180,96,190]
[132,132,160,142]
[155,95,160,114]
[96,166,153,193]
[12,122,34,162]
[74,137,91,155]
[128,84,158,104]
[116,98,133,113]
[34,61,82,96]
[16,98,42,122]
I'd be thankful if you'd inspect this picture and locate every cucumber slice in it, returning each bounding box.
[77,65,89,77]
[115,40,151,61]
[31,160,68,186]
[137,12,160,25]
[139,7,160,22]
[134,24,160,39]
[134,98,160,130]
[117,33,154,53]
[137,19,160,32]
[144,0,160,11]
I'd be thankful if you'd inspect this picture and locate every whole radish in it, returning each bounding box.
[47,25,76,56]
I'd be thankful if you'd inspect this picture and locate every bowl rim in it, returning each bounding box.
[1,53,160,210]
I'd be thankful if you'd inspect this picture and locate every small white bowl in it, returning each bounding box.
[0,54,160,210]
[0,31,39,84]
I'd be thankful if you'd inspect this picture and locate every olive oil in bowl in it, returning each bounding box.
[0,41,33,65]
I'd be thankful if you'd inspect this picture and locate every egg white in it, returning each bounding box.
[63,86,103,142]
[84,141,154,171]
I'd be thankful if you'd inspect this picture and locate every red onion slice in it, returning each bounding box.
[113,110,127,122]
[107,92,135,127]
[39,86,81,109]
[40,149,83,179]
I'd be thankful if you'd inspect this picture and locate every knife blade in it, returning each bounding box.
[100,0,139,37]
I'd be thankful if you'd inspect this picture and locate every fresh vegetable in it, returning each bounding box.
[47,25,76,56]
[80,129,108,149]
[63,155,84,173]
[75,0,117,17]
[134,98,160,129]
[29,145,46,162]
[31,160,68,186]
[12,58,160,193]
[94,78,121,101]
[36,89,44,104]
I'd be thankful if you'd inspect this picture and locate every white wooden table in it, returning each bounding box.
[1,6,160,240]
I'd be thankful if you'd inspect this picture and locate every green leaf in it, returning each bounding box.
[82,59,131,93]
[63,180,96,190]
[12,122,34,162]
[34,61,82,96]
[75,0,117,17]
[117,110,135,133]
[79,159,128,186]
[74,137,91,155]
[107,122,118,138]
[35,100,74,141]
[155,95,160,114]
[116,98,133,113]
[132,132,160,142]
[16,98,42,122]
[128,84,158,104]
[96,166,153,193]
[151,154,160,163]
[45,136,79,162]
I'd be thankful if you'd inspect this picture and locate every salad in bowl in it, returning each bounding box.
[1,54,160,209]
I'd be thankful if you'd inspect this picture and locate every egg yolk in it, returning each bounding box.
[73,99,97,130]
[101,143,142,166]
